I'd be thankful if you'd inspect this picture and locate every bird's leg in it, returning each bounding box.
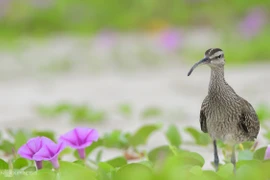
[231,144,236,173]
[213,140,219,171]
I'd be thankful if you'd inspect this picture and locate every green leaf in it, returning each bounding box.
[236,160,261,169]
[235,165,262,180]
[37,103,105,123]
[202,170,220,179]
[14,130,29,151]
[32,130,55,142]
[13,158,28,169]
[141,107,162,119]
[190,166,203,175]
[237,141,255,150]
[42,161,53,169]
[216,140,226,148]
[73,160,85,166]
[261,160,270,178]
[118,103,132,117]
[165,124,182,147]
[71,105,105,123]
[36,103,72,117]
[177,151,205,167]
[59,147,73,158]
[74,139,104,159]
[138,161,153,169]
[158,153,204,179]
[238,150,254,161]
[86,139,103,155]
[0,159,8,169]
[129,124,161,147]
[263,131,270,141]
[253,147,267,161]
[59,161,96,179]
[256,104,270,123]
[217,163,234,178]
[24,166,37,172]
[106,157,127,168]
[103,131,129,149]
[114,163,152,180]
[98,162,115,180]
[96,150,103,163]
[148,146,173,163]
[0,140,14,154]
[25,169,56,180]
[98,162,114,173]
[185,127,210,146]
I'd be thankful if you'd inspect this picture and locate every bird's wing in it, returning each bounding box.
[238,97,260,140]
[200,96,209,133]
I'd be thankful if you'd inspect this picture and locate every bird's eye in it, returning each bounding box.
[217,55,222,59]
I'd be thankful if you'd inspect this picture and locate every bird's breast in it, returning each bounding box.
[205,98,242,141]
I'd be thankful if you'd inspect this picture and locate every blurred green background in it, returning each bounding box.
[0,0,269,35]
[0,0,269,66]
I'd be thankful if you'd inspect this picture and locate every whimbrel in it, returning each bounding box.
[187,48,260,170]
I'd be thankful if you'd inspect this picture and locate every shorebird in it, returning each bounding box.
[187,48,260,170]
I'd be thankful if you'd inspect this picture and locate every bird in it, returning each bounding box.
[187,48,260,171]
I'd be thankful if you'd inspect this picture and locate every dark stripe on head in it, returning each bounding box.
[209,48,223,56]
[205,48,213,56]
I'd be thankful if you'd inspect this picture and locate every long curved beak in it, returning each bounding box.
[187,57,209,76]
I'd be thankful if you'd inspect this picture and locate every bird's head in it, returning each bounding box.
[187,48,225,76]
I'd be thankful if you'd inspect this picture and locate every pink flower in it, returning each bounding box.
[17,137,54,169]
[160,29,182,51]
[33,141,65,169]
[239,8,267,39]
[59,127,99,159]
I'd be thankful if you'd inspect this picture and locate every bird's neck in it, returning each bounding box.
[208,66,228,96]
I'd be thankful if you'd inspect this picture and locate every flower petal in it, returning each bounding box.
[33,142,65,161]
[40,137,55,146]
[264,145,270,160]
[18,144,35,160]
[59,129,78,147]
[18,136,54,160]
[85,129,99,142]
[59,127,99,149]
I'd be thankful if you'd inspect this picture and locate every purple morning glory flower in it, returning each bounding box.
[33,141,65,169]
[239,8,267,39]
[264,145,270,160]
[160,29,182,51]
[18,137,53,169]
[59,128,99,159]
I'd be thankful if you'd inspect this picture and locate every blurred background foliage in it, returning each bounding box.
[0,0,269,64]
[0,0,269,35]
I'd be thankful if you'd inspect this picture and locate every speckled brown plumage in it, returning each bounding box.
[188,48,260,171]
[200,66,259,144]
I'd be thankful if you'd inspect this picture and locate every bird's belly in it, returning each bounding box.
[207,121,238,144]
[206,111,241,144]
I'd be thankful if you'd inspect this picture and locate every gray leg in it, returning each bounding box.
[231,144,236,173]
[213,140,219,171]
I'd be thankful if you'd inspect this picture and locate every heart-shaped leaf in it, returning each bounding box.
[165,124,182,147]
